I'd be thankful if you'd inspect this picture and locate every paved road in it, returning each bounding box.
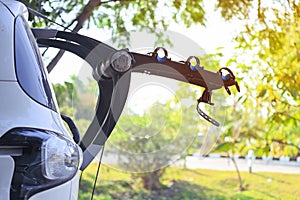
[173,156,300,174]
[101,153,300,174]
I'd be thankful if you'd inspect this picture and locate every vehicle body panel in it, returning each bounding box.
[0,0,28,18]
[0,1,17,81]
[0,156,14,200]
[29,174,80,200]
[0,82,70,139]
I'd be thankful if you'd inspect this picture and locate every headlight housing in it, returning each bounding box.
[42,135,81,180]
[0,128,82,200]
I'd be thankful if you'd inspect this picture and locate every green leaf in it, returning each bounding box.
[258,89,267,98]
[215,142,233,152]
[255,146,270,157]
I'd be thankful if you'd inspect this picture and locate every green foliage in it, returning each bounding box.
[175,0,206,27]
[53,81,78,107]
[53,76,98,137]
[216,0,254,21]
[215,142,233,152]
[23,0,207,46]
[224,1,300,158]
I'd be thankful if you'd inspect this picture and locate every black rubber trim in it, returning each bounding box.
[61,114,80,144]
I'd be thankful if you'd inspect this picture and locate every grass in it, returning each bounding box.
[79,163,300,200]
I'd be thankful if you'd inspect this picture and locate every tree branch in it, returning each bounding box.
[46,0,133,72]
[272,139,300,151]
[47,0,102,72]
[274,111,300,122]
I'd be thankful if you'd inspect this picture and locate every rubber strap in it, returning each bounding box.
[196,102,220,127]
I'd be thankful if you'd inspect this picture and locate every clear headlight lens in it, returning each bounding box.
[42,135,81,180]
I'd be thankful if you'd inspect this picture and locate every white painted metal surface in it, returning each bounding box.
[0,1,17,81]
[29,180,72,200]
[29,174,80,200]
[0,82,71,139]
[0,156,14,200]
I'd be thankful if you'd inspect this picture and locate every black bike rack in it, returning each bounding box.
[33,29,239,170]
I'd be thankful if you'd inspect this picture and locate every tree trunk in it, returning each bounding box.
[140,170,163,190]
[231,157,244,191]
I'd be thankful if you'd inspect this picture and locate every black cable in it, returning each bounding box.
[27,7,73,32]
[91,144,106,200]
[27,6,74,64]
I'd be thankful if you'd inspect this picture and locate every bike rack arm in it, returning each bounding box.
[131,52,225,90]
[34,31,132,170]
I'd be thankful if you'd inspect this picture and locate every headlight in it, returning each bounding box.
[0,128,82,200]
[42,135,82,180]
